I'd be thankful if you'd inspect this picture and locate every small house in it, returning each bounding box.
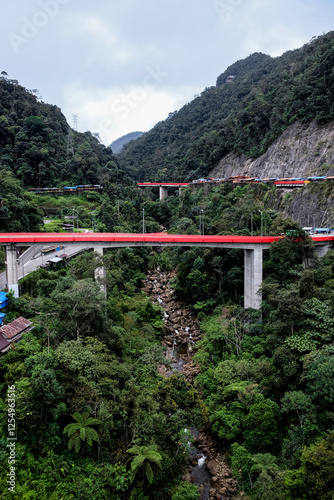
[0,317,34,355]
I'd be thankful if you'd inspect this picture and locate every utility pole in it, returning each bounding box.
[142,209,145,234]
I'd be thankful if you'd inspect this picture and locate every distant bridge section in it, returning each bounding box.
[1,233,333,309]
[138,183,189,200]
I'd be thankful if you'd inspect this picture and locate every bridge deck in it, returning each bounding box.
[0,232,333,246]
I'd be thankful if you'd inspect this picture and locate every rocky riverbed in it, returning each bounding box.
[141,268,238,500]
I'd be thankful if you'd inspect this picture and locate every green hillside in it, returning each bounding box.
[118,31,334,182]
[0,32,334,500]
[0,75,119,188]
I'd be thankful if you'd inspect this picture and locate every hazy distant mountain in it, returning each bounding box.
[109,131,143,154]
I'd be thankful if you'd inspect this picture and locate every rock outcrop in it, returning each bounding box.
[141,268,201,382]
[211,120,334,180]
[192,431,238,499]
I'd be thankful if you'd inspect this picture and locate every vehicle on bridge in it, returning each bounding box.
[41,245,64,255]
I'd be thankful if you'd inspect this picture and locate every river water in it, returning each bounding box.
[165,333,212,498]
[150,271,213,499]
[188,428,212,500]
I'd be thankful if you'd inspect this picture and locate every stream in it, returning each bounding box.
[147,271,212,499]
[142,268,237,499]
[188,429,212,500]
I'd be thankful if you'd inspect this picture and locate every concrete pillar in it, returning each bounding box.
[94,247,106,297]
[159,186,168,200]
[314,242,331,259]
[6,246,19,298]
[244,247,263,309]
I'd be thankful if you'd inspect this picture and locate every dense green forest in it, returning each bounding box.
[0,73,122,188]
[0,183,333,499]
[0,30,334,499]
[118,31,334,182]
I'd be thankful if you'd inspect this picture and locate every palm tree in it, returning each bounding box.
[251,453,279,477]
[63,411,101,454]
[126,443,163,484]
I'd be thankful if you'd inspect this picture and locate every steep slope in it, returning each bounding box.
[210,120,334,179]
[0,76,119,187]
[119,31,334,182]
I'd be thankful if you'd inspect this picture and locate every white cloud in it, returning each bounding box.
[62,82,178,145]
[1,0,334,144]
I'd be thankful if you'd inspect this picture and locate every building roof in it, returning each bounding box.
[0,333,10,352]
[47,257,63,263]
[0,317,33,339]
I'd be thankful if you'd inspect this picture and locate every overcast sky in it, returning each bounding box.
[2,0,334,145]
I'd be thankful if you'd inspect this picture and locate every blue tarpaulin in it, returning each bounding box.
[0,292,9,309]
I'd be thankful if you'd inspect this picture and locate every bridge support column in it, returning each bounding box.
[159,186,168,200]
[244,247,262,309]
[314,242,331,259]
[6,246,19,298]
[94,247,106,297]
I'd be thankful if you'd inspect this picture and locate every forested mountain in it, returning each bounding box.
[0,75,119,187]
[0,31,334,500]
[109,131,143,154]
[118,31,334,182]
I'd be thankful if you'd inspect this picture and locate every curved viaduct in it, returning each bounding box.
[1,232,333,310]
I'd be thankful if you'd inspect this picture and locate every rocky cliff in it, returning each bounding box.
[210,120,334,180]
[208,120,334,228]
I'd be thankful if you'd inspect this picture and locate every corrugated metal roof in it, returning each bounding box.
[0,333,10,351]
[0,317,32,339]
[47,257,62,263]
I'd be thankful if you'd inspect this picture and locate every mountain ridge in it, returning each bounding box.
[109,131,143,154]
[118,31,334,182]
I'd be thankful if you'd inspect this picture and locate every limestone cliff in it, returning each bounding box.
[210,120,334,179]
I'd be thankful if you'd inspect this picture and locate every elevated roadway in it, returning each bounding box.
[137,183,189,200]
[1,232,333,309]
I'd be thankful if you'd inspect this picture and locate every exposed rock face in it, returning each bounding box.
[266,181,334,227]
[211,120,334,179]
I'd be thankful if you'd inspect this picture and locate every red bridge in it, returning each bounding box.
[1,232,333,309]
